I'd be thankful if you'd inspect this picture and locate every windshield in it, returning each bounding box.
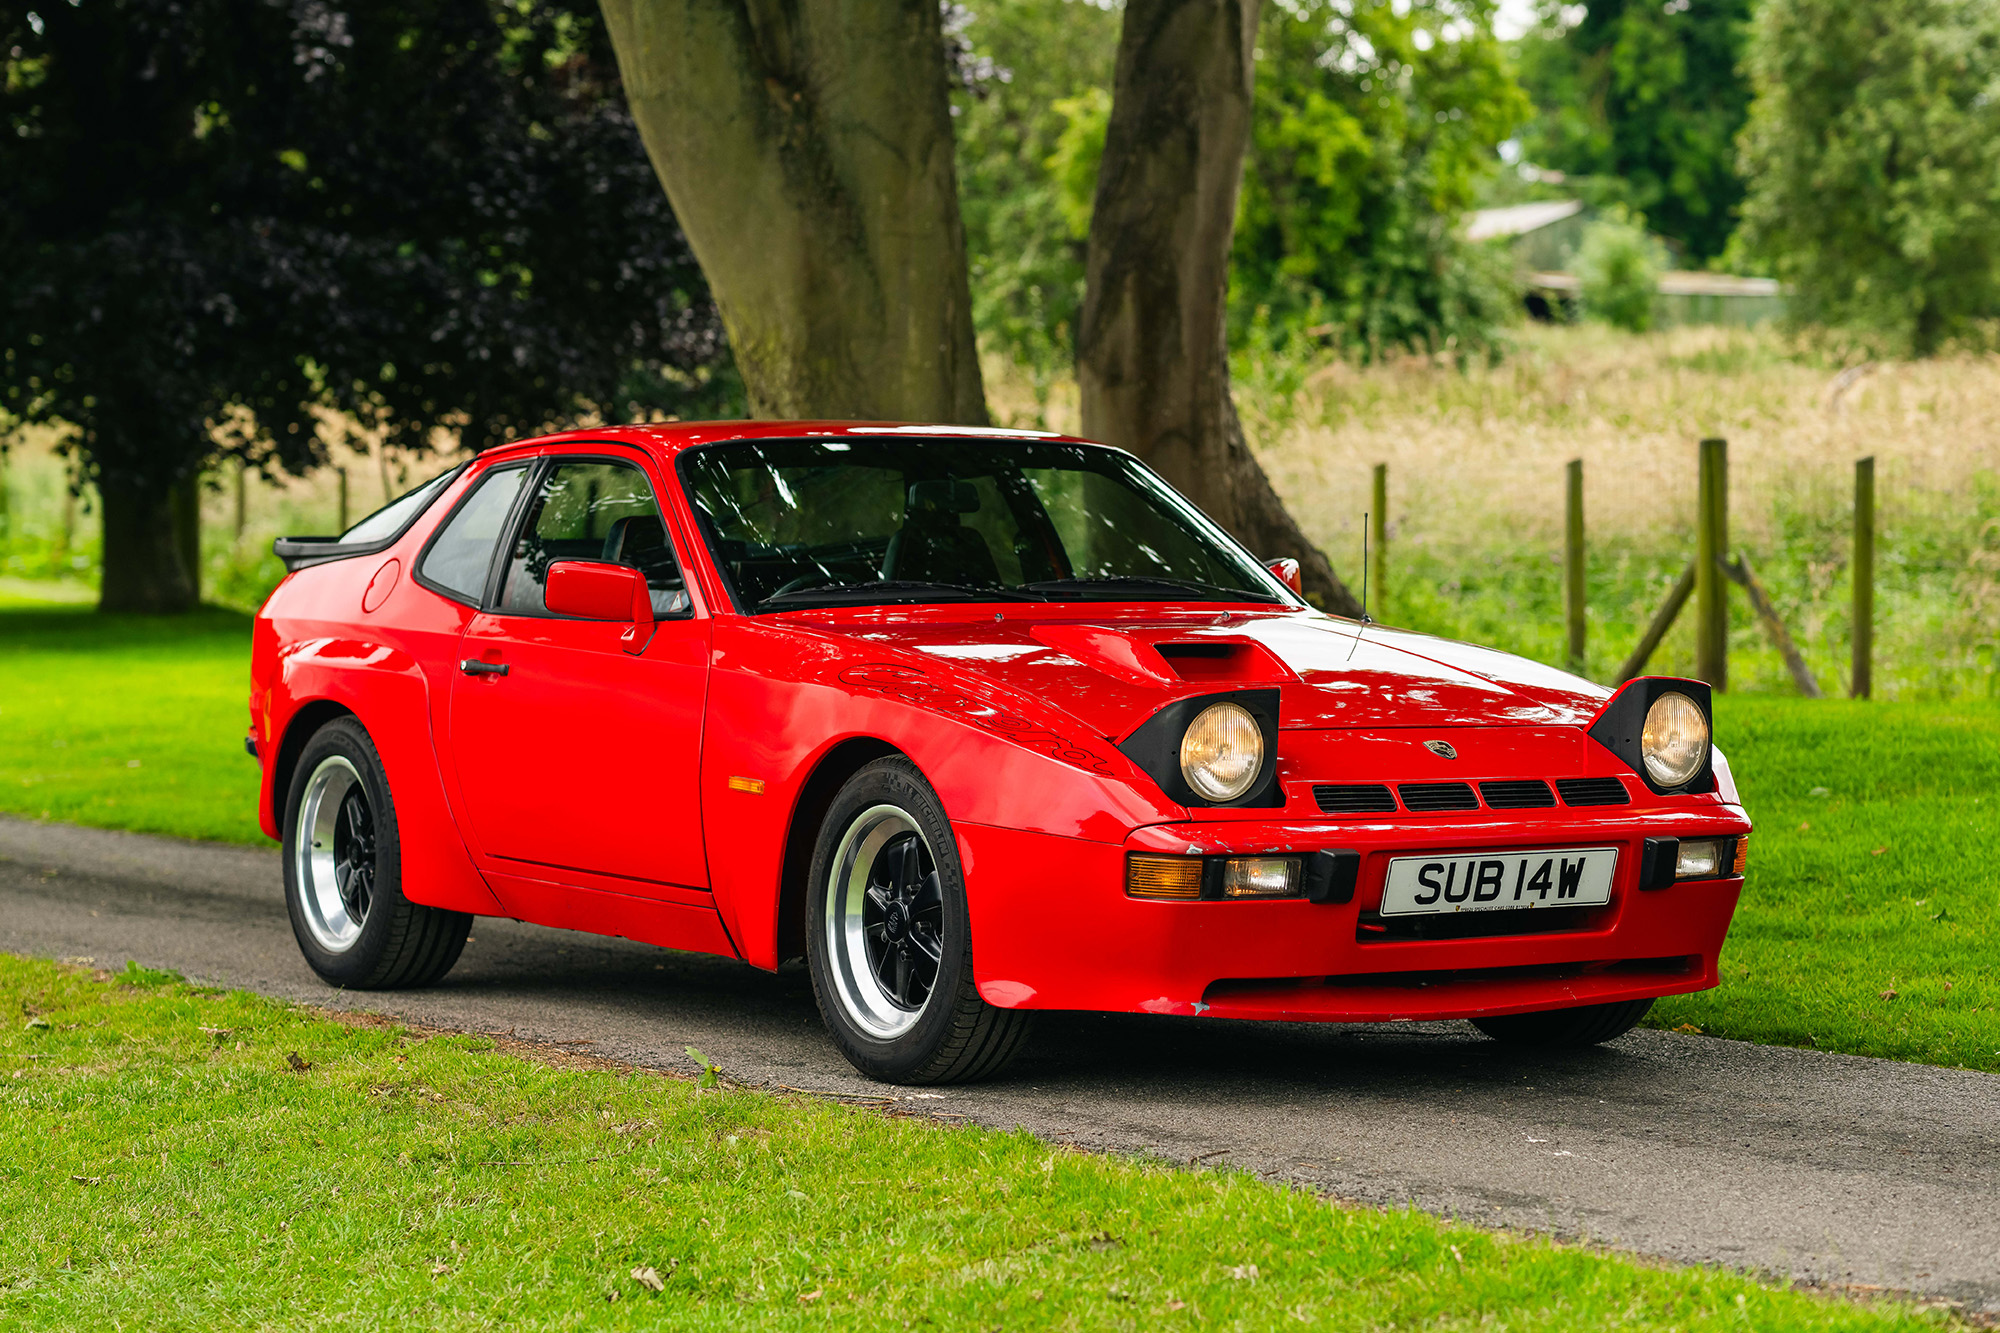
[678,438,1294,612]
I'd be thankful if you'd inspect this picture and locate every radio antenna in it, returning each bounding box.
[1360,512,1373,625]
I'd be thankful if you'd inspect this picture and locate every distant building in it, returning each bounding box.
[1465,199,1589,274]
[1465,199,1785,328]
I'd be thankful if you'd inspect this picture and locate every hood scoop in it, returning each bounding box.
[1153,638,1292,684]
[1028,624,1294,690]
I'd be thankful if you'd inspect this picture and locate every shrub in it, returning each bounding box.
[1575,218,1664,332]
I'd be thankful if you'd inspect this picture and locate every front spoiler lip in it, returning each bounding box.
[1142,953,1716,1022]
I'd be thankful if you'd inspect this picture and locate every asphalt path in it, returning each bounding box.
[5,815,1997,1314]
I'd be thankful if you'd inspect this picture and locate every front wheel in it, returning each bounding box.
[282,716,471,990]
[805,757,1030,1084]
[1472,998,1654,1048]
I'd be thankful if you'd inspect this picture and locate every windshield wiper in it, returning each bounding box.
[757,580,1046,610]
[1016,575,1280,604]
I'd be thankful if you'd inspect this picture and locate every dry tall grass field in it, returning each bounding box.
[996,324,2000,698]
[7,323,1998,696]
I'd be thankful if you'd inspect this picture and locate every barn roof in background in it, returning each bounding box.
[1465,198,1586,242]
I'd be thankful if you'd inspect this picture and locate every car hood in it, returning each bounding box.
[796,608,1612,741]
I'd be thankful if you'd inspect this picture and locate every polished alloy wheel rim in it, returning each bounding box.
[825,804,944,1039]
[295,756,376,952]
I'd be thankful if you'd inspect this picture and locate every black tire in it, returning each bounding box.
[281,716,471,990]
[804,757,1031,1084]
[1472,998,1654,1048]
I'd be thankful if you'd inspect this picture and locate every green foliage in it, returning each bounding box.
[1736,0,2000,356]
[1575,215,1664,331]
[1231,0,1531,361]
[950,0,1120,418]
[0,0,733,506]
[0,956,1956,1328]
[1512,0,1755,264]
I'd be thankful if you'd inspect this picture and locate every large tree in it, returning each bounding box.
[1737,0,2000,355]
[1,0,730,613]
[597,0,986,424]
[1077,0,1362,615]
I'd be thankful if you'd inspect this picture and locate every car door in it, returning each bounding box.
[445,449,711,893]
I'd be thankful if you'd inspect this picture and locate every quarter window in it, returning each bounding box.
[417,464,529,603]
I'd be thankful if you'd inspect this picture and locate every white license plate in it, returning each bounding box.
[1379,847,1618,916]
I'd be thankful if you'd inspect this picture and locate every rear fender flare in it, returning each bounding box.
[266,640,501,916]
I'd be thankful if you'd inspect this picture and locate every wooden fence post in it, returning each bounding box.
[1370,463,1387,622]
[337,467,350,533]
[1565,459,1585,674]
[1853,455,1875,699]
[1695,438,1729,690]
[233,461,248,541]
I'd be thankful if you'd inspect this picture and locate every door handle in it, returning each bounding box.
[459,659,509,677]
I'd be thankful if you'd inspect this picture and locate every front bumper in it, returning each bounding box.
[959,802,1749,1022]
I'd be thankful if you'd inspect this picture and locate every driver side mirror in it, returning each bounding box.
[545,560,656,655]
[1266,557,1303,596]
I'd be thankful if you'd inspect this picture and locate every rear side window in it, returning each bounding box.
[337,466,461,546]
[417,465,529,603]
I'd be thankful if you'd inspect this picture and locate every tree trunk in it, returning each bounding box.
[1076,0,1362,617]
[171,476,201,601]
[600,0,987,425]
[98,477,198,614]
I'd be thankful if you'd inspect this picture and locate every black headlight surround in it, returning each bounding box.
[1587,677,1715,796]
[1117,688,1282,808]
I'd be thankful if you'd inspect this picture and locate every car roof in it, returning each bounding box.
[480,420,1104,465]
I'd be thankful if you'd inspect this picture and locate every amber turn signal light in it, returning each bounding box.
[1126,854,1203,901]
[1732,836,1748,876]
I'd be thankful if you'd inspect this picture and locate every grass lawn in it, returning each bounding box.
[0,956,1955,1331]
[0,605,263,844]
[1651,697,2000,1072]
[2,603,1998,1073]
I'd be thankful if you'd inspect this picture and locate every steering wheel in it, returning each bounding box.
[771,571,839,598]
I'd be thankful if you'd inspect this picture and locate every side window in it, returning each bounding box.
[416,465,529,604]
[499,460,690,617]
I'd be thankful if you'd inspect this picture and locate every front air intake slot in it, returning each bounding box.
[1479,779,1556,809]
[1397,781,1479,812]
[1313,783,1398,815]
[1557,776,1632,806]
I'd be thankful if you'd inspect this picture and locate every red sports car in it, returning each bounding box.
[251,422,1749,1084]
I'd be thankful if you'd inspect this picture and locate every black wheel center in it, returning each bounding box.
[883,901,911,941]
[334,789,376,919]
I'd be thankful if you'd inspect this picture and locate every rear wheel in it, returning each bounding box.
[282,716,471,989]
[1472,998,1653,1048]
[805,757,1030,1084]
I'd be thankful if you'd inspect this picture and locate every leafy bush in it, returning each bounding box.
[1575,217,1664,332]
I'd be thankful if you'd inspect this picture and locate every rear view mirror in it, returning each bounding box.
[1266,557,1303,596]
[545,560,656,654]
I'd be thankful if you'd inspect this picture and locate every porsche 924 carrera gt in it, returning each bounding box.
[251,422,1750,1084]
